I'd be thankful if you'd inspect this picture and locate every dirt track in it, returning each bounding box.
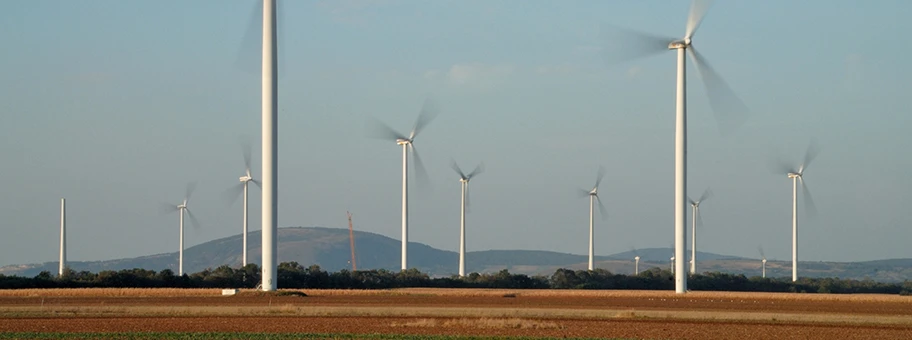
[1,289,911,339]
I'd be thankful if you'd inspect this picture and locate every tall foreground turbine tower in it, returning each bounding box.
[260,0,279,291]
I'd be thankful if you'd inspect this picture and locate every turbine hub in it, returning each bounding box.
[668,38,690,50]
[459,178,468,183]
[762,259,767,263]
[787,172,800,178]
[239,175,250,182]
[396,138,411,146]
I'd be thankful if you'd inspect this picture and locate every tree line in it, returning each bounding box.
[2,263,911,295]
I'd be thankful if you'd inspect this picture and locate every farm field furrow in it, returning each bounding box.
[1,316,911,340]
[1,289,911,339]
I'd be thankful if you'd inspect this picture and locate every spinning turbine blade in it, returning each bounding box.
[466,163,485,179]
[450,160,466,179]
[600,23,674,66]
[696,208,705,229]
[688,47,749,134]
[685,0,715,40]
[159,202,180,215]
[576,188,592,198]
[410,97,440,140]
[410,144,430,189]
[594,165,606,189]
[596,195,608,220]
[800,177,818,218]
[241,136,253,173]
[221,183,246,206]
[698,188,713,203]
[366,117,407,141]
[758,245,765,260]
[184,182,197,202]
[235,0,286,77]
[800,140,819,174]
[186,209,202,230]
[465,182,471,212]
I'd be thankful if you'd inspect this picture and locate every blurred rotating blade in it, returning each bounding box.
[409,144,431,190]
[450,160,466,179]
[366,117,407,141]
[698,188,713,203]
[410,97,440,140]
[186,209,202,230]
[800,177,817,218]
[758,245,765,260]
[577,188,592,198]
[594,165,606,189]
[466,162,485,179]
[234,0,286,78]
[596,195,608,221]
[800,139,819,174]
[464,183,472,213]
[697,208,705,229]
[221,182,246,207]
[688,47,749,135]
[600,23,674,66]
[241,136,253,174]
[184,182,197,203]
[685,0,715,40]
[159,202,180,215]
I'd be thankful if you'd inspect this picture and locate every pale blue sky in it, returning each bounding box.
[1,0,910,267]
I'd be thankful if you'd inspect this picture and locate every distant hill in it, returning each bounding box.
[2,227,911,282]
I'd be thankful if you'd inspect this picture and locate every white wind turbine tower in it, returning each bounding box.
[688,188,712,274]
[577,166,608,271]
[225,140,259,267]
[451,161,484,277]
[58,198,66,277]
[162,183,200,276]
[632,248,641,275]
[602,0,749,293]
[778,141,818,282]
[369,98,439,270]
[759,245,767,278]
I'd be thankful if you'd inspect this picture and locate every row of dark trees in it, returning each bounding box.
[2,263,911,295]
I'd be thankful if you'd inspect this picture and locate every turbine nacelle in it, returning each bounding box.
[787,172,801,179]
[396,138,412,146]
[589,187,598,196]
[762,258,767,263]
[668,38,692,50]
[239,174,253,183]
[634,256,640,261]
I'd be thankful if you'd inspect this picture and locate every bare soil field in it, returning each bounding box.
[1,288,911,339]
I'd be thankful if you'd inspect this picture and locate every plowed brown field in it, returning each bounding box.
[1,288,911,339]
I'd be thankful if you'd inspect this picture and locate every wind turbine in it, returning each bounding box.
[162,183,200,276]
[577,166,608,271]
[58,198,66,277]
[235,0,280,291]
[759,245,767,278]
[368,98,439,270]
[632,247,641,275]
[451,161,484,277]
[603,0,749,294]
[688,188,712,274]
[225,140,259,267]
[778,141,818,282]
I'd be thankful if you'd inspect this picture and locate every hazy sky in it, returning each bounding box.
[1,0,910,267]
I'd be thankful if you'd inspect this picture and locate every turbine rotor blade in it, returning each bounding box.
[241,136,253,173]
[184,182,197,202]
[466,162,485,179]
[366,117,407,141]
[186,209,202,230]
[594,165,606,189]
[698,188,713,203]
[800,139,820,174]
[800,177,818,218]
[596,195,608,221]
[410,144,431,189]
[688,47,749,135]
[251,178,261,188]
[221,183,245,207]
[600,23,674,66]
[410,97,440,140]
[758,245,765,259]
[697,208,705,229]
[576,188,591,199]
[450,160,466,179]
[159,202,180,215]
[465,182,471,212]
[685,0,715,40]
